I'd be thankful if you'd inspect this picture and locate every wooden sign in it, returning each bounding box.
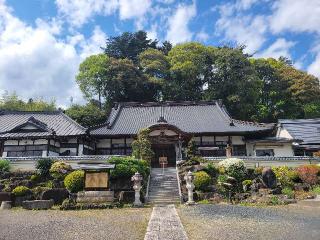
[85,172,108,189]
[159,157,168,165]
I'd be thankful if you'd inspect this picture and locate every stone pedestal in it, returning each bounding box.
[131,172,143,207]
[22,200,54,210]
[77,191,114,204]
[184,171,195,205]
[0,201,12,210]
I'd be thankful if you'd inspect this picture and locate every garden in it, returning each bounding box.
[0,156,150,210]
[178,156,320,206]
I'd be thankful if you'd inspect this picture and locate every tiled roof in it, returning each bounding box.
[0,111,87,138]
[90,101,274,136]
[279,119,320,145]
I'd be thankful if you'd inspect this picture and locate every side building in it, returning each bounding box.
[90,101,278,167]
[277,119,320,156]
[0,111,93,157]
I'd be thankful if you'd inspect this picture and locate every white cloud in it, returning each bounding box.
[118,0,151,20]
[0,1,106,107]
[166,2,196,44]
[270,0,320,34]
[256,38,296,59]
[146,24,158,40]
[308,42,320,78]
[216,4,268,53]
[55,0,118,27]
[196,30,209,42]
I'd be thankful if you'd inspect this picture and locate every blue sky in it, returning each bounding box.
[0,0,320,107]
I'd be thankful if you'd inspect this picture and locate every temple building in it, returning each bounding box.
[0,111,93,157]
[90,101,276,167]
[1,101,318,163]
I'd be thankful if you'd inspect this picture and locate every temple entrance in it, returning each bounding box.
[151,144,176,168]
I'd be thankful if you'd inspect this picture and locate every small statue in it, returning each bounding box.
[131,172,143,207]
[184,171,195,205]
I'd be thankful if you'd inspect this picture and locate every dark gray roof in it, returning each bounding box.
[279,119,320,145]
[0,111,87,138]
[90,101,274,136]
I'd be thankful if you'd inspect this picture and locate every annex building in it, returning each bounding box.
[1,101,319,163]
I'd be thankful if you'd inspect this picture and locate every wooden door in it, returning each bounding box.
[152,144,176,168]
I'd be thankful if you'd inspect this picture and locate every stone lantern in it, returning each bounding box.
[184,171,195,205]
[131,172,143,207]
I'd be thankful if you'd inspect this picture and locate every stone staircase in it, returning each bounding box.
[147,167,181,204]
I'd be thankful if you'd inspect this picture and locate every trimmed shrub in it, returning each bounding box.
[12,186,31,197]
[64,170,85,193]
[36,158,54,177]
[282,187,294,199]
[218,158,246,181]
[49,161,72,180]
[217,174,228,184]
[296,165,319,186]
[108,156,150,180]
[194,171,212,191]
[0,159,10,173]
[254,166,263,176]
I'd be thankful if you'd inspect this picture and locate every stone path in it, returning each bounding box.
[144,205,188,240]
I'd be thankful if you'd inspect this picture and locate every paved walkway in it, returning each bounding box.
[144,205,188,240]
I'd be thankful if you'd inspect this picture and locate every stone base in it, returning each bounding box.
[0,201,12,210]
[77,191,114,204]
[22,200,54,210]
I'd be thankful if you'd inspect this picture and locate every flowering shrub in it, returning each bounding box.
[218,158,246,181]
[194,171,212,191]
[296,165,319,186]
[49,161,72,180]
[272,166,294,187]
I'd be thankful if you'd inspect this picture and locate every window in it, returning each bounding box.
[233,145,246,156]
[7,150,42,157]
[256,149,274,156]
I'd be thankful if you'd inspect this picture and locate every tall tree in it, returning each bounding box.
[104,31,158,63]
[76,54,109,108]
[65,101,106,127]
[165,42,211,101]
[205,47,261,120]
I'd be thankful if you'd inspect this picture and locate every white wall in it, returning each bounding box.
[251,143,294,157]
[277,127,293,139]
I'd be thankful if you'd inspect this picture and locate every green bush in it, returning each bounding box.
[108,156,150,180]
[45,180,54,188]
[0,159,10,173]
[272,166,295,187]
[194,171,212,191]
[36,158,54,177]
[282,187,294,199]
[218,158,246,181]
[31,186,51,199]
[217,174,228,183]
[12,186,31,197]
[242,179,253,186]
[30,174,41,182]
[49,161,72,180]
[64,170,85,193]
[270,195,280,205]
[311,185,320,195]
[204,163,218,178]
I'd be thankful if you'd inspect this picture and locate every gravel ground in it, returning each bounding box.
[177,204,320,240]
[0,208,152,240]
